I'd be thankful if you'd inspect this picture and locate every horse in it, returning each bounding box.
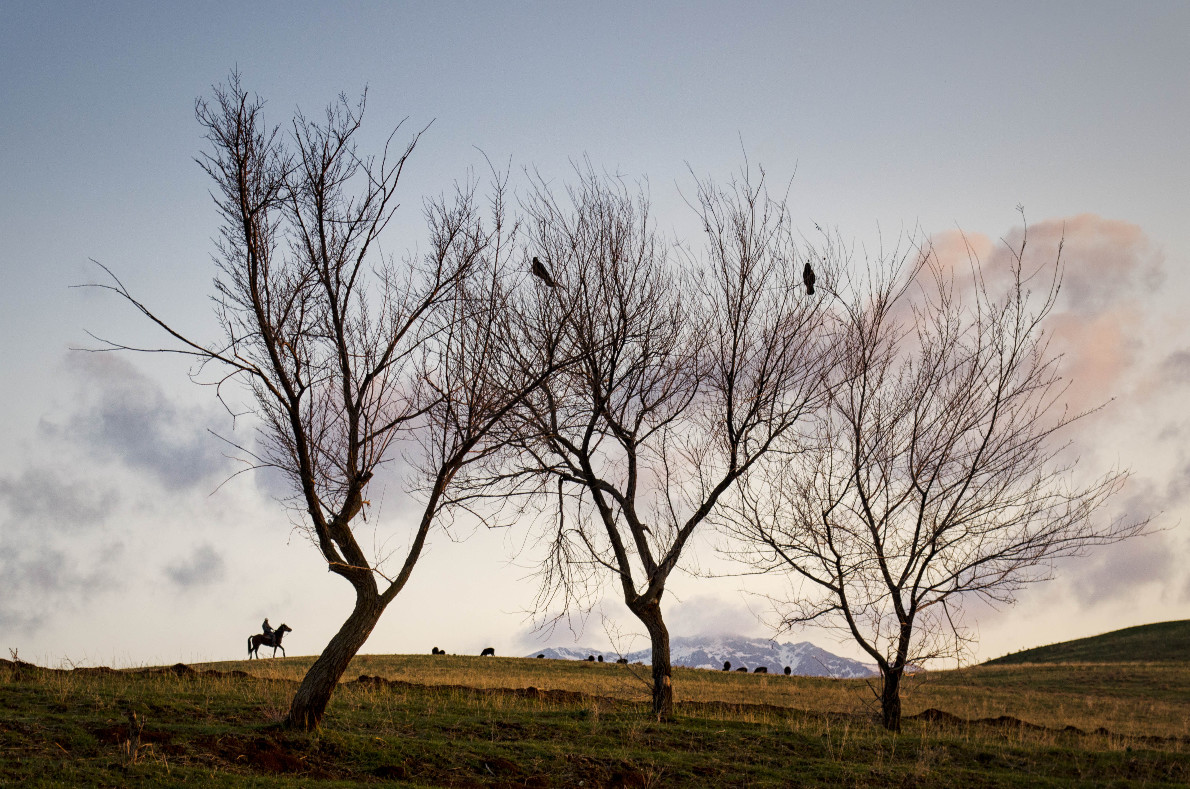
[248,624,292,659]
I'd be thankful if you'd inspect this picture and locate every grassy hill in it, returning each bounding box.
[3,653,1189,787]
[985,620,1190,665]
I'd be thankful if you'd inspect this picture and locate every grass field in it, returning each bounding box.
[2,654,1188,787]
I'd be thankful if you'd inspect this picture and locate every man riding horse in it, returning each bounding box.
[249,619,291,659]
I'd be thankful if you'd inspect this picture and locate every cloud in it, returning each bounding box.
[1031,215,1163,316]
[1044,459,1189,615]
[0,466,118,532]
[0,467,125,634]
[0,529,125,635]
[928,215,1173,429]
[1066,532,1175,605]
[1159,350,1190,386]
[0,542,122,613]
[164,544,226,589]
[42,353,232,491]
[666,593,767,638]
[917,216,1187,633]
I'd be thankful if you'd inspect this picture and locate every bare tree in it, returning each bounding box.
[485,165,836,719]
[88,74,551,729]
[721,225,1146,731]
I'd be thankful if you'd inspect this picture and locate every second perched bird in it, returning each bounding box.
[531,256,556,288]
[803,261,816,296]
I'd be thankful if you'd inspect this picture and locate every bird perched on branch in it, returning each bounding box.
[531,256,556,287]
[803,261,816,296]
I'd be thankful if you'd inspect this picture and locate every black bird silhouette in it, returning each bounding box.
[803,261,816,296]
[531,256,556,287]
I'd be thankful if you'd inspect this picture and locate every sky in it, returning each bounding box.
[2,2,1188,669]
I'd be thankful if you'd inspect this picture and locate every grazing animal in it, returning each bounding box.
[480,647,496,657]
[735,667,748,672]
[803,261,816,295]
[753,666,768,674]
[537,654,546,659]
[431,647,441,655]
[586,655,595,662]
[616,658,629,664]
[723,661,731,671]
[531,256,556,287]
[248,624,292,659]
[784,666,792,675]
[597,655,604,663]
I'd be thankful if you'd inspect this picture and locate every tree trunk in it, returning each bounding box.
[879,665,903,732]
[632,600,674,720]
[285,590,386,730]
[879,625,912,732]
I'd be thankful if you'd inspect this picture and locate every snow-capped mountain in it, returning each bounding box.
[530,646,607,662]
[526,635,877,678]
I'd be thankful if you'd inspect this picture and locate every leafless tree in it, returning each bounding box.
[88,74,553,729]
[483,165,837,719]
[720,225,1146,731]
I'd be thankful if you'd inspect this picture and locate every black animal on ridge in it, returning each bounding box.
[480,647,495,657]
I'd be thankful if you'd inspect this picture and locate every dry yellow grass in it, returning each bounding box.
[192,653,1190,740]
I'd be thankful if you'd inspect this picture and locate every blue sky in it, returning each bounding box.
[1,2,1188,667]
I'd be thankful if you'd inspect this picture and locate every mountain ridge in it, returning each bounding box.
[526,634,877,678]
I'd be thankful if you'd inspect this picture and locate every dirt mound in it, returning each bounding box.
[906,708,1190,744]
[910,707,1051,732]
[202,734,318,775]
[1,658,253,681]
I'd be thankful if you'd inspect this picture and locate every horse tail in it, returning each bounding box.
[247,635,253,656]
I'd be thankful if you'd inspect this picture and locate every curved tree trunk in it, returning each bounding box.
[632,600,674,720]
[285,590,386,730]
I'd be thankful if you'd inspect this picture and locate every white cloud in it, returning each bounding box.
[41,353,233,492]
[165,544,227,589]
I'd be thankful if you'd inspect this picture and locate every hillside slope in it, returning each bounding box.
[985,620,1190,664]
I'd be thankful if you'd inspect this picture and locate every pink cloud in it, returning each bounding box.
[926,214,1166,416]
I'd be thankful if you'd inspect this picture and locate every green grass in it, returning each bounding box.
[985,620,1190,665]
[2,655,1188,787]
